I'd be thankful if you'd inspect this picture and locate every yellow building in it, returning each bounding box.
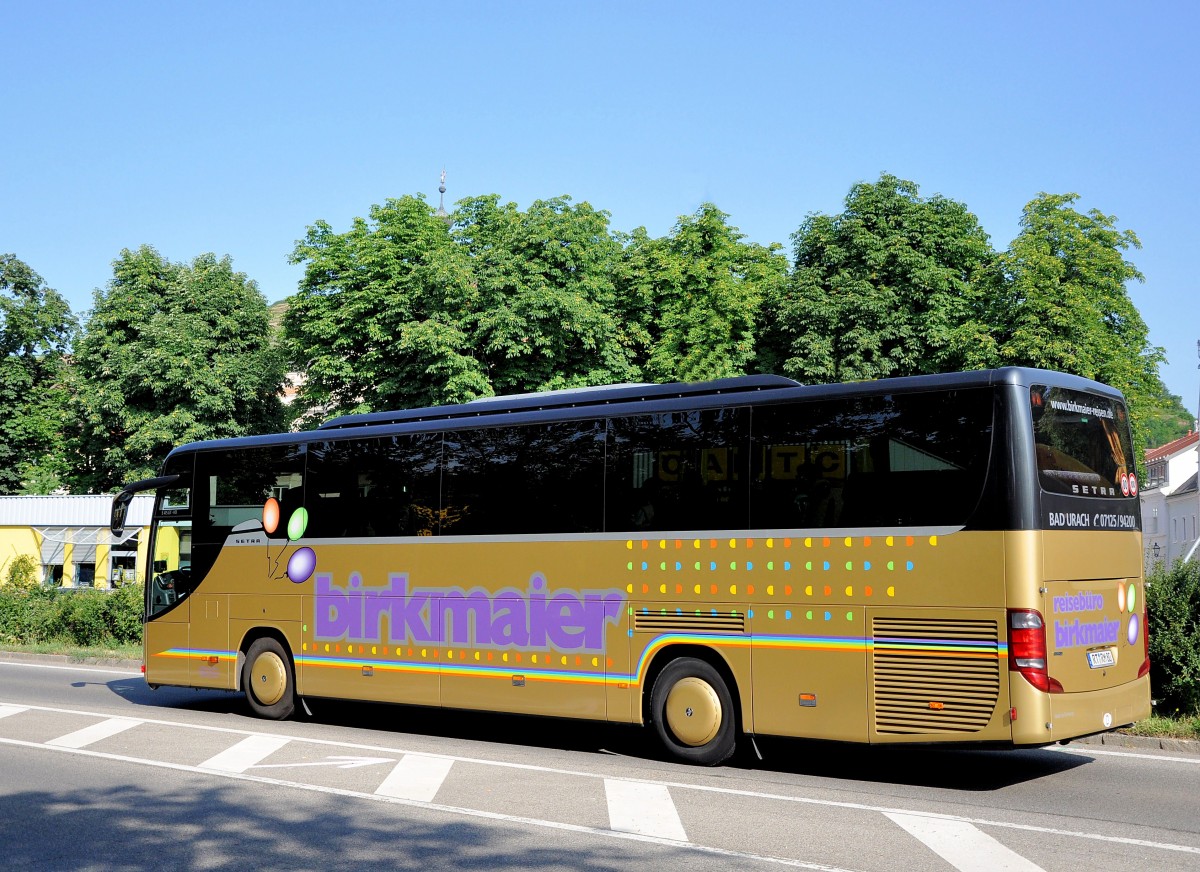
[0,495,153,588]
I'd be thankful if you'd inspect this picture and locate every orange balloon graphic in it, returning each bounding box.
[263,498,280,534]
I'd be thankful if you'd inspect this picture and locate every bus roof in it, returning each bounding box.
[162,367,1127,459]
[317,374,800,430]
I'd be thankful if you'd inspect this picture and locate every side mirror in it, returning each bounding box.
[110,474,182,539]
[111,490,134,539]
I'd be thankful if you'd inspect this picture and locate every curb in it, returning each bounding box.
[0,650,142,670]
[1071,730,1200,756]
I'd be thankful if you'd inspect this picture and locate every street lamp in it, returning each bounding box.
[1153,542,1160,560]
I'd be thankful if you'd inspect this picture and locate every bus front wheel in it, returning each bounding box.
[243,637,295,720]
[649,657,736,765]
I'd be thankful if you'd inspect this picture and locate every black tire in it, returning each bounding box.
[649,656,737,765]
[243,636,295,720]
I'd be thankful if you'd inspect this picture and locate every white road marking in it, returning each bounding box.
[2,700,1197,857]
[198,734,290,772]
[249,755,393,771]
[375,754,456,802]
[0,704,29,719]
[887,813,1047,872]
[1050,745,1200,765]
[0,736,860,871]
[45,717,140,749]
[604,778,688,842]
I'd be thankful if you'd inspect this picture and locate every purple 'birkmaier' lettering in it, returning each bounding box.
[315,571,624,653]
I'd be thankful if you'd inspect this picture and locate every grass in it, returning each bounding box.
[1122,713,1200,741]
[0,640,141,662]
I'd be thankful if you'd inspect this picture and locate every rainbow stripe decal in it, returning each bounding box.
[155,632,1006,689]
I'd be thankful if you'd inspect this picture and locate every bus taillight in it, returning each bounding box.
[1008,608,1063,694]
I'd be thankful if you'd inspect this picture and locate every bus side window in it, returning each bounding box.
[606,408,750,533]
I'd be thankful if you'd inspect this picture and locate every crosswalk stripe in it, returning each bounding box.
[604,778,688,842]
[374,754,455,802]
[0,704,29,719]
[198,735,290,773]
[45,717,140,749]
[886,812,1047,872]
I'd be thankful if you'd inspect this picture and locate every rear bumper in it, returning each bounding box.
[1011,672,1151,745]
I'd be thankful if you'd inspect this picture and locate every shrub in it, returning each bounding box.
[1147,559,1200,717]
[2,555,41,592]
[106,583,145,644]
[56,591,113,646]
[0,584,144,648]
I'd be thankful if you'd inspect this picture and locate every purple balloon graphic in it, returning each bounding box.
[1127,613,1140,646]
[287,547,316,584]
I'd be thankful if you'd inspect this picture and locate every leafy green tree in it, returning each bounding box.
[69,246,285,491]
[455,194,638,393]
[758,174,997,383]
[286,195,487,417]
[286,193,639,417]
[0,255,76,494]
[1143,387,1195,448]
[617,204,787,383]
[991,193,1164,457]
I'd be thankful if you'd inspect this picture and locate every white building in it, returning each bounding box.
[1142,431,1200,570]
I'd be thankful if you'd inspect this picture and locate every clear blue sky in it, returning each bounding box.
[4,1,1197,411]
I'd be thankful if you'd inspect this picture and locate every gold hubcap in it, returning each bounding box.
[251,651,287,706]
[665,676,722,746]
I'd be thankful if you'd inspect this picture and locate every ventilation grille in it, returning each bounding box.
[872,616,1001,735]
[633,610,746,634]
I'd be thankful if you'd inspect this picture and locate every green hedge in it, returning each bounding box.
[1147,559,1200,717]
[0,584,144,648]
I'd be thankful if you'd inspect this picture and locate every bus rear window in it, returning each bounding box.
[1031,385,1134,499]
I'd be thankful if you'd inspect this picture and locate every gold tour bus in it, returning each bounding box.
[111,367,1150,765]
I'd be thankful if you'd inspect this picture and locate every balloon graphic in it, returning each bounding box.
[1117,583,1126,613]
[1127,613,1140,646]
[287,547,316,584]
[262,498,280,535]
[287,507,309,541]
[1127,583,1137,614]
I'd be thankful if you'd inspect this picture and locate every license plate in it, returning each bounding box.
[1087,649,1116,669]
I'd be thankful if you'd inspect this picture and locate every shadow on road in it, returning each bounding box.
[0,777,673,872]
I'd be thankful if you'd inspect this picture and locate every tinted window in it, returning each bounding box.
[442,420,606,535]
[193,445,305,581]
[1031,386,1134,499]
[306,434,442,537]
[607,408,750,533]
[750,390,994,529]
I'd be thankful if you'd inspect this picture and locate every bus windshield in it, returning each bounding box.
[1030,385,1135,499]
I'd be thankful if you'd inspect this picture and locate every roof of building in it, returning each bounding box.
[1173,471,1199,497]
[1146,431,1199,463]
[0,495,154,528]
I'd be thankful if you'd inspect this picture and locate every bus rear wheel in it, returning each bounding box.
[650,657,736,765]
[243,637,295,720]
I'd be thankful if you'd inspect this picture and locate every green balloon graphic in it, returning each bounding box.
[287,507,309,541]
[1126,583,1136,613]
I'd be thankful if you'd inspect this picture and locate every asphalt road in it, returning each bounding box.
[1,657,1197,872]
